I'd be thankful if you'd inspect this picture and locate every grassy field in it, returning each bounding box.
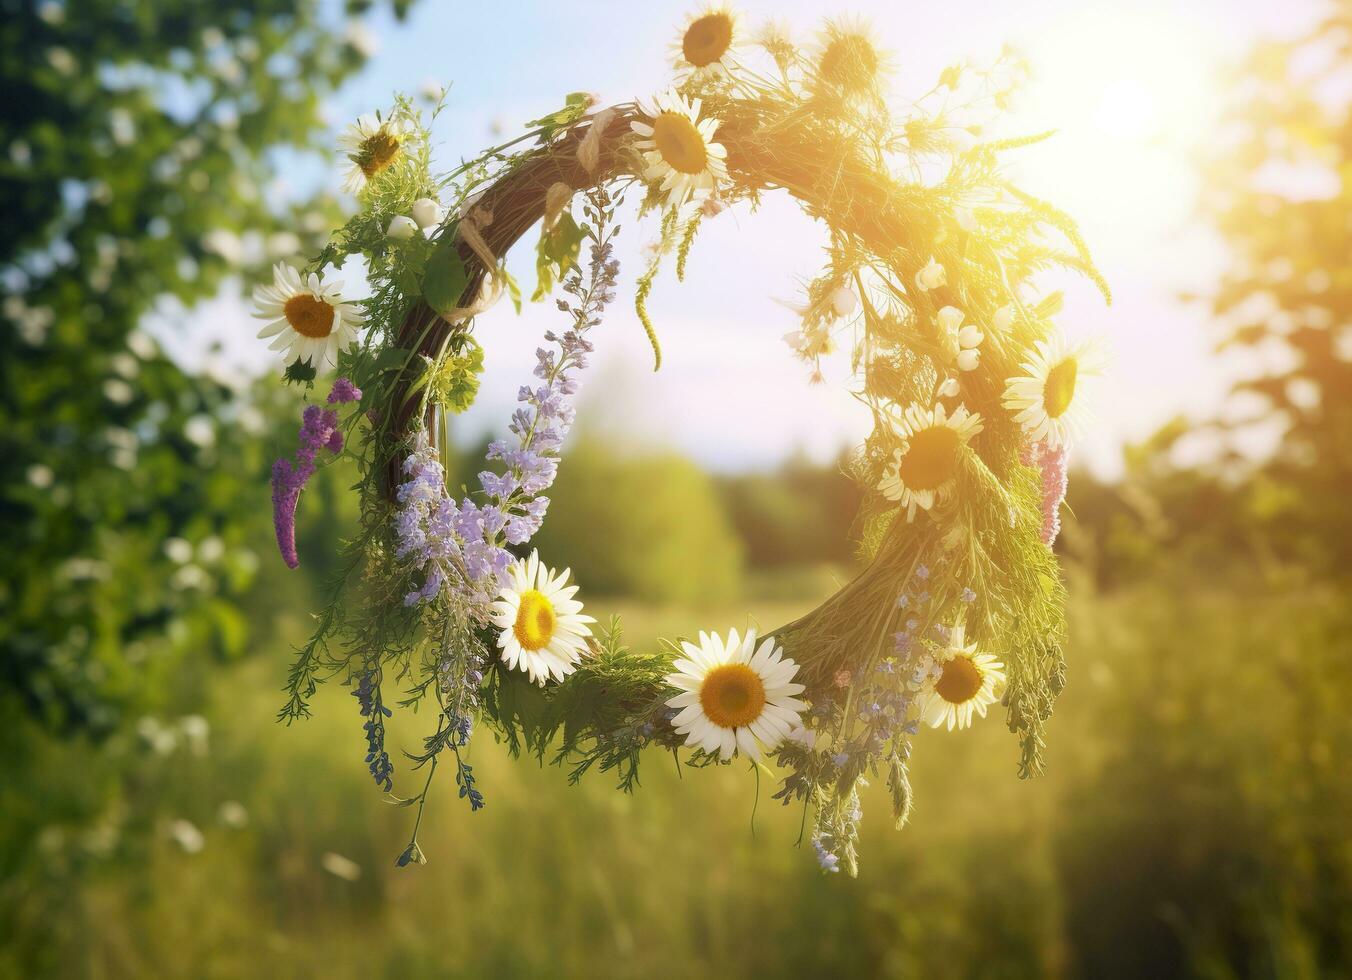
[4,575,1350,978]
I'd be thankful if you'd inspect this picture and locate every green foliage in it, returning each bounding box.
[421,230,470,317]
[1057,577,1352,977]
[524,91,594,139]
[0,0,412,734]
[717,456,861,567]
[532,442,745,604]
[1195,12,1352,576]
[675,212,702,282]
[425,335,484,414]
[482,617,674,791]
[532,211,584,301]
[5,575,1352,976]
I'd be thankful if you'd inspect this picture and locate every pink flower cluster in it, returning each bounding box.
[1022,440,1068,546]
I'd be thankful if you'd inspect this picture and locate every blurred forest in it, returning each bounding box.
[3,2,1352,978]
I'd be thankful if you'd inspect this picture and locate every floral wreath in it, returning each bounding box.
[257,9,1107,875]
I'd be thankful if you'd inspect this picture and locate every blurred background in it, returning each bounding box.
[3,0,1351,977]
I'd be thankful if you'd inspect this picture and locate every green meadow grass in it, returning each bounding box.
[6,577,1350,978]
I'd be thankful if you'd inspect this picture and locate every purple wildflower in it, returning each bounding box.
[328,377,362,404]
[478,470,518,499]
[271,403,342,569]
[391,218,621,612]
[812,836,841,873]
[394,438,512,607]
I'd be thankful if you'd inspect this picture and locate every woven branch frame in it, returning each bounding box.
[389,100,1002,693]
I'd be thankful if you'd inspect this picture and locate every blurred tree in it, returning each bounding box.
[1198,3,1352,576]
[0,0,412,734]
[717,451,861,567]
[531,442,744,603]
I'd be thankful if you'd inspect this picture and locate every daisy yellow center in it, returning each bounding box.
[699,663,766,729]
[683,13,734,67]
[357,131,401,178]
[1043,358,1078,419]
[896,425,960,492]
[283,294,336,339]
[935,655,983,704]
[512,589,557,652]
[652,112,708,175]
[819,35,879,93]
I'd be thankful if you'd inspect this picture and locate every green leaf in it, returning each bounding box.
[1032,291,1065,320]
[500,268,524,314]
[887,754,913,830]
[422,231,470,316]
[395,841,426,868]
[282,357,317,386]
[428,337,485,414]
[533,211,584,301]
[525,92,592,139]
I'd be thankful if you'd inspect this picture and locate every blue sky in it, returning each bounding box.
[178,0,1322,475]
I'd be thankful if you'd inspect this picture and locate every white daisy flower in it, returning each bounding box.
[630,89,729,209]
[811,16,887,97]
[252,263,363,367]
[1002,333,1106,450]
[337,113,411,193]
[920,622,1006,731]
[490,551,596,687]
[672,5,739,80]
[878,401,983,521]
[664,628,806,761]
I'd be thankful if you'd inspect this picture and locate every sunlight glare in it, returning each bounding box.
[1009,4,1223,257]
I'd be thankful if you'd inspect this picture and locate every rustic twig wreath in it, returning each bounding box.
[258,10,1107,874]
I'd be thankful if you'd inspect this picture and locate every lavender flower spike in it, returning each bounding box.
[271,383,353,568]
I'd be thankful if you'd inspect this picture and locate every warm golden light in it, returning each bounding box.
[1010,5,1221,243]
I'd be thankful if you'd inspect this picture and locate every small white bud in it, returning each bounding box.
[915,257,946,291]
[386,215,419,241]
[958,325,984,349]
[938,378,961,398]
[956,348,981,372]
[410,197,443,230]
[993,304,1014,332]
[936,305,964,333]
